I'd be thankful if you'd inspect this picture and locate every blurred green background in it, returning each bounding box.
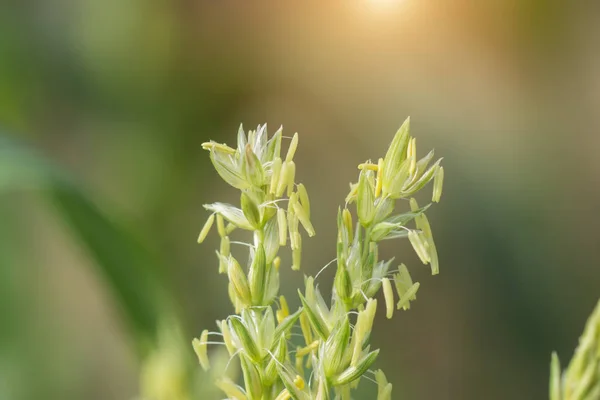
[1,1,600,399]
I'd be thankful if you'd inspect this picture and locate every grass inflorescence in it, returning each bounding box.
[193,118,445,400]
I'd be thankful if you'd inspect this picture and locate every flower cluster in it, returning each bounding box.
[550,299,600,400]
[193,118,444,400]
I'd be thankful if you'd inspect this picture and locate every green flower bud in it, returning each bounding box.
[381,117,410,197]
[558,299,600,400]
[299,291,330,341]
[241,192,262,230]
[332,349,380,386]
[372,197,394,225]
[208,148,250,190]
[334,263,352,305]
[264,336,287,386]
[228,281,241,313]
[229,318,262,363]
[262,197,277,222]
[259,307,275,351]
[342,208,354,244]
[323,315,351,377]
[248,244,267,305]
[356,170,376,226]
[351,299,377,366]
[244,144,265,187]
[387,157,411,198]
[240,354,263,400]
[263,258,280,305]
[550,352,561,400]
[263,217,280,264]
[227,256,252,307]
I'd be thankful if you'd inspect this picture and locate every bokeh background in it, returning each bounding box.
[1,1,600,399]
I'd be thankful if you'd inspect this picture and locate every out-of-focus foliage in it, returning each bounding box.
[0,134,238,400]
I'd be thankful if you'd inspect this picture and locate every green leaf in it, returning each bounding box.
[48,183,169,350]
[0,134,176,354]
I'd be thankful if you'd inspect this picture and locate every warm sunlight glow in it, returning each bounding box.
[361,0,407,14]
[368,0,401,6]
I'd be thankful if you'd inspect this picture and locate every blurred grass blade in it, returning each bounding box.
[48,183,170,349]
[0,134,55,191]
[1,133,171,352]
